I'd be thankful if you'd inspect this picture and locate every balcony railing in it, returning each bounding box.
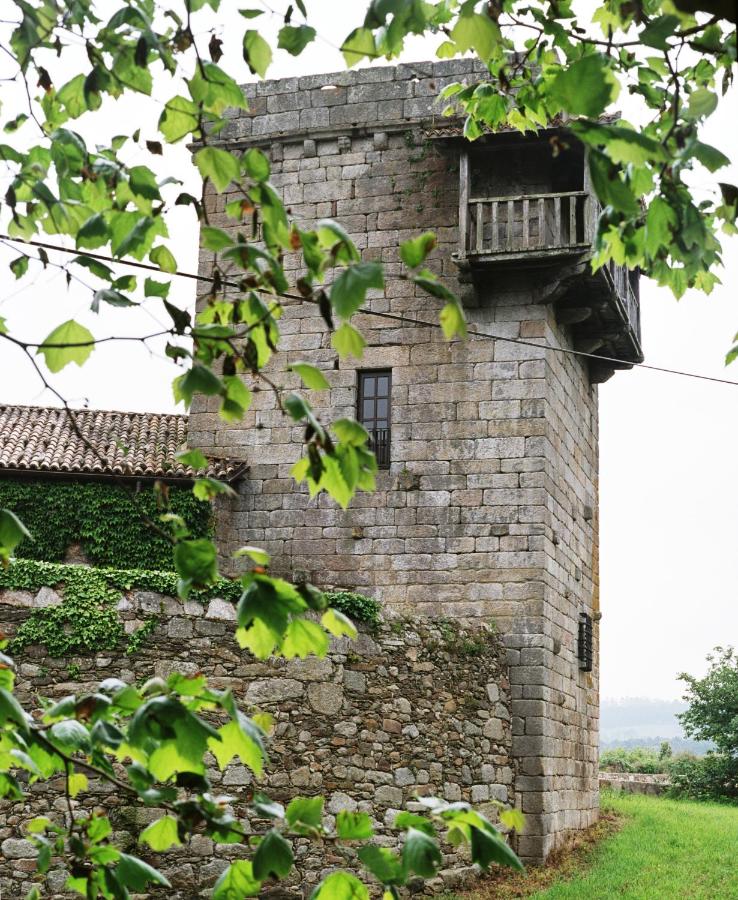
[606,259,642,349]
[369,428,391,469]
[461,190,593,258]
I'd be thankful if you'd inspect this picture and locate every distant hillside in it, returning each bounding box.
[600,697,713,753]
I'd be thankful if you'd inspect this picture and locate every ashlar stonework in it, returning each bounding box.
[190,58,642,862]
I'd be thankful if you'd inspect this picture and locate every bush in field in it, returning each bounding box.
[600,747,669,774]
[667,754,738,803]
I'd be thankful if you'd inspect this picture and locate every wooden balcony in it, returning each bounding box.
[460,190,593,262]
[455,152,643,378]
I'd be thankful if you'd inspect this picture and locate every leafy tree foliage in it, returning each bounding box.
[0,0,736,896]
[679,646,738,755]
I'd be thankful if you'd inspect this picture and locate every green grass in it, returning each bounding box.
[528,792,738,899]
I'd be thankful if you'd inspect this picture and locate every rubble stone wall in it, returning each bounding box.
[0,585,513,898]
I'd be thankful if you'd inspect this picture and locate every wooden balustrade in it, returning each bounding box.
[464,191,590,257]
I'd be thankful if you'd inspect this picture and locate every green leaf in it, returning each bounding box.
[213,860,261,899]
[639,15,680,50]
[173,364,222,407]
[144,277,170,298]
[208,715,264,775]
[332,418,369,446]
[242,147,270,182]
[188,62,247,116]
[440,301,467,340]
[0,687,27,727]
[341,27,376,67]
[394,812,434,834]
[243,30,272,78]
[139,815,182,852]
[332,323,366,360]
[331,262,384,320]
[470,825,524,872]
[76,213,110,250]
[159,95,199,143]
[201,226,234,251]
[400,232,436,268]
[68,772,88,797]
[176,448,209,470]
[499,808,526,832]
[10,255,29,279]
[356,846,405,885]
[0,508,32,560]
[278,25,317,55]
[644,197,676,258]
[588,149,639,215]
[449,12,501,60]
[691,142,730,173]
[311,871,369,900]
[285,796,324,834]
[49,719,90,752]
[549,55,619,118]
[321,609,357,640]
[686,88,718,120]
[336,810,373,840]
[150,245,177,273]
[37,320,94,372]
[195,147,240,193]
[173,538,218,592]
[402,827,442,878]
[282,618,330,659]
[290,362,331,390]
[192,477,236,501]
[116,853,171,891]
[233,545,271,566]
[253,829,293,879]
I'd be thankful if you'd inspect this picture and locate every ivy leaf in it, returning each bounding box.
[311,871,369,899]
[278,25,317,55]
[402,827,442,878]
[195,147,240,193]
[330,263,384,320]
[243,30,272,78]
[253,829,293,880]
[290,362,330,390]
[549,55,619,118]
[139,815,182,852]
[336,810,373,840]
[37,320,94,372]
[213,860,261,899]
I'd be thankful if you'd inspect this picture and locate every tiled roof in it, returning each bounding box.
[0,405,245,482]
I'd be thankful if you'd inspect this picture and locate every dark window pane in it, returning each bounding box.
[362,398,374,419]
[376,398,388,421]
[377,376,389,396]
[364,377,375,397]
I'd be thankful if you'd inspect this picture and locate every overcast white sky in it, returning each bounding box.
[0,3,736,701]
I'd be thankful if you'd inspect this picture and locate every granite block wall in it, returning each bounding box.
[0,585,513,897]
[188,58,602,860]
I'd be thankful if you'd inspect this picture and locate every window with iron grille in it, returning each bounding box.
[578,612,593,672]
[357,370,391,468]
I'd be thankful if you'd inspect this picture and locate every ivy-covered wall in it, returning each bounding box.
[0,479,212,571]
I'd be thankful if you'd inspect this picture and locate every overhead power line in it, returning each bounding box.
[2,232,737,388]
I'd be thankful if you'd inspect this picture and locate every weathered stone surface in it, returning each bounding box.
[35,586,62,608]
[307,682,343,715]
[205,597,236,621]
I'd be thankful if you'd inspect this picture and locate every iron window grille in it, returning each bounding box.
[357,369,391,469]
[578,612,593,672]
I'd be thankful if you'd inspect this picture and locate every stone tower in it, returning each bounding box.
[189,59,642,861]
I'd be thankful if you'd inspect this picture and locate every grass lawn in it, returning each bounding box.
[467,792,738,899]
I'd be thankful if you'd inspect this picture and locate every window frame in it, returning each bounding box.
[356,368,392,469]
